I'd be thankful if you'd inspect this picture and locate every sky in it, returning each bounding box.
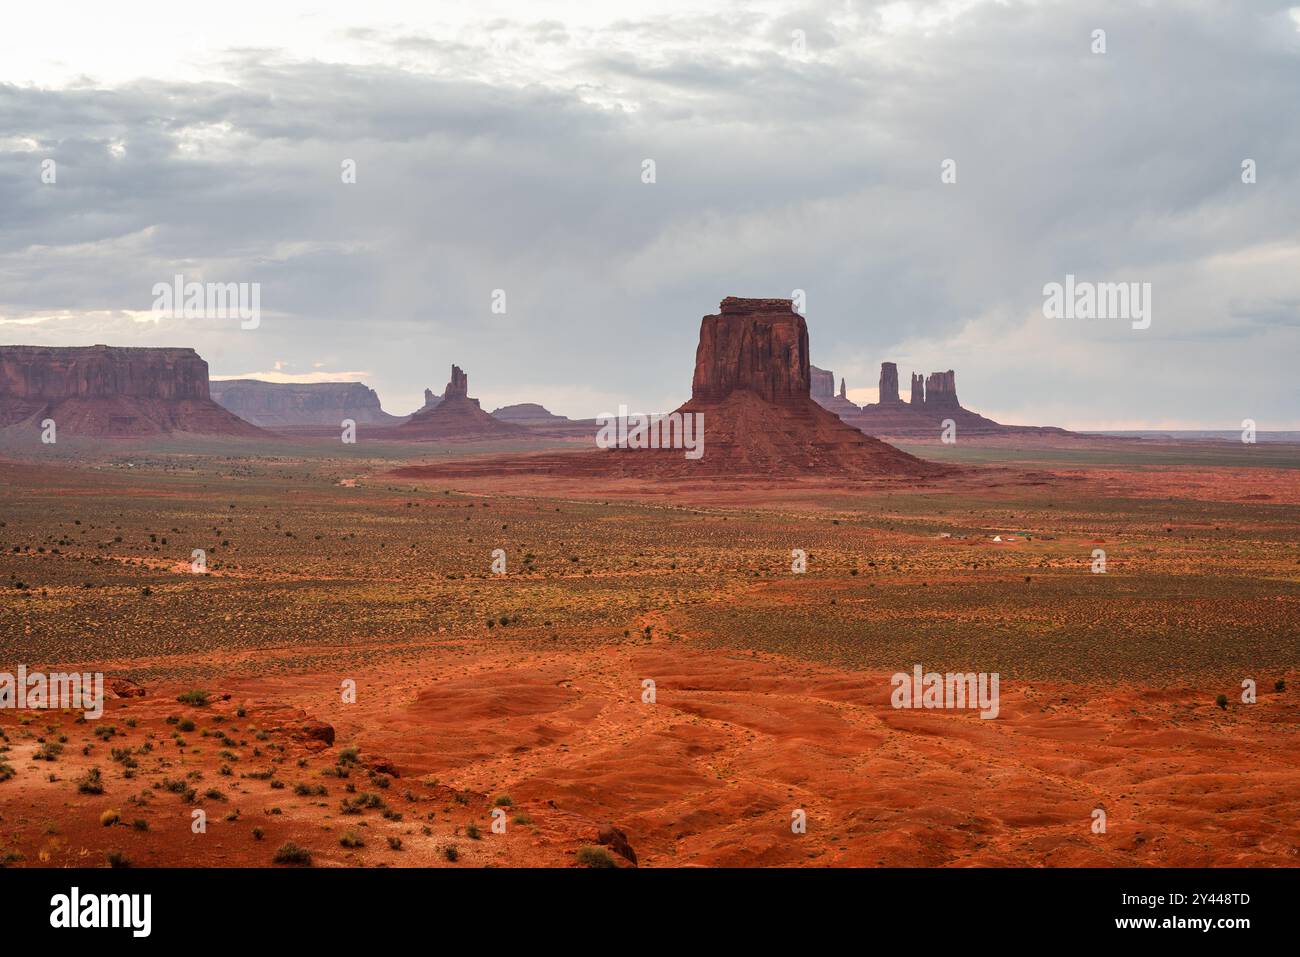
[1,0,1298,428]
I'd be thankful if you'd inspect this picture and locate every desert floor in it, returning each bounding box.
[0,435,1296,867]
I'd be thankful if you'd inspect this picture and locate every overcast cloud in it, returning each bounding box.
[1,0,1298,427]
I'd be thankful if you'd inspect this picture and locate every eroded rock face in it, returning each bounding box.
[1,344,210,400]
[0,345,263,436]
[210,380,401,427]
[879,362,900,404]
[691,298,809,405]
[910,373,925,406]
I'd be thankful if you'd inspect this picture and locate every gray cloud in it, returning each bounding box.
[1,0,1298,426]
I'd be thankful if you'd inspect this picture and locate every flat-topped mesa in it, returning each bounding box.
[210,380,402,427]
[879,362,901,404]
[924,370,959,409]
[0,344,263,436]
[691,297,809,406]
[910,373,925,406]
[1,344,210,400]
[810,365,835,401]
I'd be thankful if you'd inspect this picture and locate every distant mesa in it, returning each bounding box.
[848,364,1072,437]
[0,344,264,437]
[810,359,1073,438]
[811,364,862,417]
[388,364,528,440]
[210,379,404,429]
[490,403,572,427]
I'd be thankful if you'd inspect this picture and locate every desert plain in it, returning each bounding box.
[0,434,1297,868]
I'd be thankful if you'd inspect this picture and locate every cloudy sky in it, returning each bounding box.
[1,0,1298,428]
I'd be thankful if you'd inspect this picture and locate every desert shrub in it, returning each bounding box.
[272,841,312,865]
[77,768,104,795]
[176,690,209,707]
[576,846,617,868]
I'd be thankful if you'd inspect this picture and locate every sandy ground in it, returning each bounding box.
[2,637,1295,868]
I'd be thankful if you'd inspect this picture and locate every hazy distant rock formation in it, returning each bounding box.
[490,403,571,427]
[389,364,528,440]
[210,380,403,428]
[810,365,835,402]
[844,363,1073,437]
[0,344,263,437]
[419,388,443,412]
[809,363,863,417]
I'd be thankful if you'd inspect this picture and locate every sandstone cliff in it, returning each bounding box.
[0,345,263,437]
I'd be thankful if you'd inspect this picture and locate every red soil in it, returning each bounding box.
[3,639,1295,868]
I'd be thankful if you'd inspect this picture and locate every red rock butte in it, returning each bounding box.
[394,298,945,481]
[0,344,263,437]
